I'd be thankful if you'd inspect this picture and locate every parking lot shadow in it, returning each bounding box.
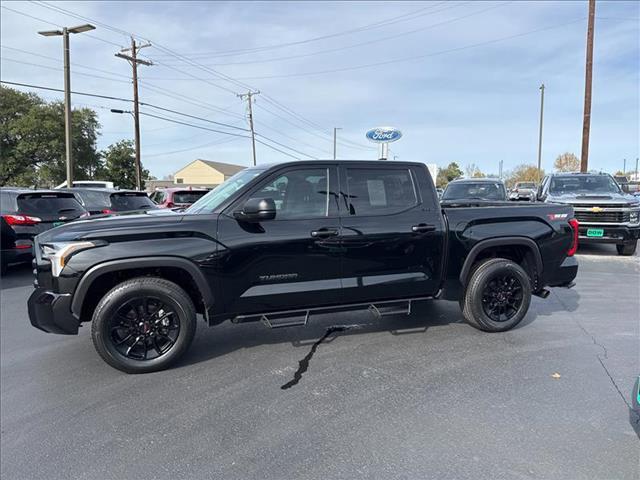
[178,298,465,369]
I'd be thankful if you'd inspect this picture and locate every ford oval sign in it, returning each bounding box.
[365,127,402,143]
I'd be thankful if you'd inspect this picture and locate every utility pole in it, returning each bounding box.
[623,158,626,174]
[580,0,596,173]
[635,157,639,182]
[333,127,342,160]
[38,23,95,188]
[237,91,260,166]
[537,83,545,183]
[499,160,504,179]
[116,37,152,190]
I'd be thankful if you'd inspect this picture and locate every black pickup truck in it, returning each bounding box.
[28,161,579,373]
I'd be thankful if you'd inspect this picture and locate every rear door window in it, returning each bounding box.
[17,193,86,220]
[344,168,417,216]
[110,193,157,211]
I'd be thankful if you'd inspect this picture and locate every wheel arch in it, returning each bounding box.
[71,257,214,321]
[459,237,543,288]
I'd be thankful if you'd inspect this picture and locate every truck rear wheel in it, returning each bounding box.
[91,277,197,373]
[616,241,637,256]
[461,258,532,332]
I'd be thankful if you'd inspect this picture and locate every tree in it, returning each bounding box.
[465,163,486,178]
[102,140,150,189]
[0,86,103,186]
[554,152,580,172]
[436,162,463,187]
[505,164,544,189]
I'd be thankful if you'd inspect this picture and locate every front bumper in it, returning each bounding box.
[27,288,80,335]
[548,256,579,287]
[578,224,640,244]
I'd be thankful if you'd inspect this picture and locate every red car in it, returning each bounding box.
[149,187,209,209]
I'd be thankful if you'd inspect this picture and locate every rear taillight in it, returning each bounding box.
[101,209,114,214]
[3,214,42,225]
[166,202,174,209]
[567,218,579,256]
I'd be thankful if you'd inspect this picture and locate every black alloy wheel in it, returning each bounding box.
[480,274,524,322]
[108,297,180,361]
[91,277,197,373]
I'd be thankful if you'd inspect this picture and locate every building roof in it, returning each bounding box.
[186,159,246,177]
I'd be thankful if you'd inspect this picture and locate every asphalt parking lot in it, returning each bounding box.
[1,245,638,480]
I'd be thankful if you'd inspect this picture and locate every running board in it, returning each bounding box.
[231,298,421,329]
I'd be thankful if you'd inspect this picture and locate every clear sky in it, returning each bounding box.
[1,0,638,179]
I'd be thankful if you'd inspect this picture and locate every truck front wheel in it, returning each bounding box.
[461,258,532,332]
[91,277,197,374]
[616,241,637,256]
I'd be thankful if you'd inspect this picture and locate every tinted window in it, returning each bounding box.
[173,191,207,204]
[548,175,620,194]
[344,168,417,216]
[74,190,111,210]
[248,168,331,219]
[17,193,85,216]
[110,193,157,211]
[442,182,506,201]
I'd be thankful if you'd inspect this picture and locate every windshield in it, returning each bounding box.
[186,168,265,214]
[442,182,506,201]
[516,183,536,189]
[549,175,621,195]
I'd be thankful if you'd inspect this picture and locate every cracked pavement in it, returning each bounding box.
[1,244,638,479]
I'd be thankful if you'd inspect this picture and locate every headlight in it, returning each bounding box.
[630,210,639,224]
[41,241,99,277]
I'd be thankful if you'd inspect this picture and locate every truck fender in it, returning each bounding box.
[459,237,543,286]
[70,256,214,318]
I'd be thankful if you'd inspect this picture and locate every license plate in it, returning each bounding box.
[53,221,64,227]
[586,228,604,237]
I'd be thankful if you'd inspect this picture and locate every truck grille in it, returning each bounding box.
[574,211,630,223]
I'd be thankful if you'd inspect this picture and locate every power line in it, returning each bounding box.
[1,57,132,83]
[0,80,247,131]
[230,17,588,80]
[255,133,318,160]
[145,136,242,158]
[149,1,454,59]
[0,5,125,48]
[156,1,501,67]
[254,138,302,160]
[139,111,251,138]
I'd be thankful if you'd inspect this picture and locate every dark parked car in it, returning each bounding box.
[537,172,640,255]
[441,178,508,203]
[29,161,578,373]
[1,188,88,271]
[64,188,158,215]
[149,187,209,209]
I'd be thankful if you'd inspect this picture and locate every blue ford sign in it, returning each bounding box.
[365,127,402,143]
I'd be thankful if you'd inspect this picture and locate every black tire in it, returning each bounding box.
[616,241,637,256]
[461,258,532,332]
[91,277,197,374]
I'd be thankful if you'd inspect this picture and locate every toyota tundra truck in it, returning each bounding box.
[28,161,579,373]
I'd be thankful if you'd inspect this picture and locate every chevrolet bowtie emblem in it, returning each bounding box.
[590,207,603,213]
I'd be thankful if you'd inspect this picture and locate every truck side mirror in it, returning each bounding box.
[536,186,544,201]
[234,198,276,222]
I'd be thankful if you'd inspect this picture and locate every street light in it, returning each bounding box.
[38,24,96,188]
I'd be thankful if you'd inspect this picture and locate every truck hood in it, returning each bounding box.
[36,209,187,244]
[548,192,640,206]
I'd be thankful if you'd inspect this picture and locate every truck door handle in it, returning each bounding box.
[310,227,339,238]
[412,224,436,233]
